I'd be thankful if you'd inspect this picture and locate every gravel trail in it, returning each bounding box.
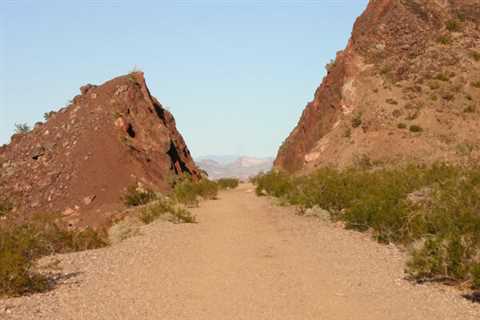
[1,183,479,319]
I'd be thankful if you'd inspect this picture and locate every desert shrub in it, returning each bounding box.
[0,214,107,297]
[397,123,407,129]
[434,73,450,82]
[139,199,175,224]
[446,19,461,32]
[217,178,240,190]
[473,264,480,289]
[140,199,196,224]
[174,178,219,206]
[0,199,13,217]
[471,81,480,89]
[169,207,196,224]
[0,226,49,296]
[437,35,451,45]
[471,51,480,62]
[123,185,157,207]
[464,105,476,113]
[253,164,480,288]
[456,143,474,156]
[195,179,219,200]
[254,170,293,198]
[325,59,336,72]
[409,125,423,133]
[351,113,362,128]
[43,112,54,121]
[174,179,199,206]
[14,123,30,134]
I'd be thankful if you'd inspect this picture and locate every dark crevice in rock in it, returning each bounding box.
[167,141,190,175]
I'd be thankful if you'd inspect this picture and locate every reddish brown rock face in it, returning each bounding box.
[275,0,480,173]
[0,72,200,227]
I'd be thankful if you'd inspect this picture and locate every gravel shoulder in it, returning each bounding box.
[1,183,479,320]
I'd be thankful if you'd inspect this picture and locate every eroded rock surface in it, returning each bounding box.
[0,72,200,227]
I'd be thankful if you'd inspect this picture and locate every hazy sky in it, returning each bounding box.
[0,0,368,158]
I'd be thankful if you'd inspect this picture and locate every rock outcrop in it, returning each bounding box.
[0,72,200,227]
[275,0,480,173]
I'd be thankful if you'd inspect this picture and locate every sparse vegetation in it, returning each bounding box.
[471,81,480,89]
[43,112,54,121]
[174,178,219,206]
[464,105,476,113]
[351,113,362,128]
[434,73,450,82]
[409,125,423,133]
[437,35,451,45]
[456,143,474,156]
[253,164,480,289]
[123,185,157,207]
[216,178,240,190]
[0,214,107,297]
[446,19,461,32]
[397,123,407,129]
[471,51,480,62]
[14,123,31,134]
[139,198,196,224]
[325,59,336,72]
[0,199,13,217]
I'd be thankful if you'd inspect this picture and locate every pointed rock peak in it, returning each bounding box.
[0,72,200,228]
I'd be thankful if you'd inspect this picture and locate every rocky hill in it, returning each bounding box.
[275,0,480,173]
[0,72,200,227]
[197,156,273,180]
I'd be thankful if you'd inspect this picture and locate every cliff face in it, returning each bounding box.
[0,72,200,227]
[275,0,480,173]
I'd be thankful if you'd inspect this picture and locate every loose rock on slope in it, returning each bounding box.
[275,0,480,173]
[0,72,200,228]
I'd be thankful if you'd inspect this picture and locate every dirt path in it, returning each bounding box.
[1,183,479,319]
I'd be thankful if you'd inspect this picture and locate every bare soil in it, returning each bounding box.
[1,184,479,319]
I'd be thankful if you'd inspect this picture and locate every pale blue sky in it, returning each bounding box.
[0,0,368,158]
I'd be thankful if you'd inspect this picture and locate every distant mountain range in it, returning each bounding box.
[196,156,273,180]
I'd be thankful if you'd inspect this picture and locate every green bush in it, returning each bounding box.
[195,179,219,200]
[140,198,196,225]
[123,185,157,207]
[217,178,240,190]
[253,164,480,288]
[254,170,292,197]
[169,207,196,224]
[0,214,107,297]
[174,178,219,206]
